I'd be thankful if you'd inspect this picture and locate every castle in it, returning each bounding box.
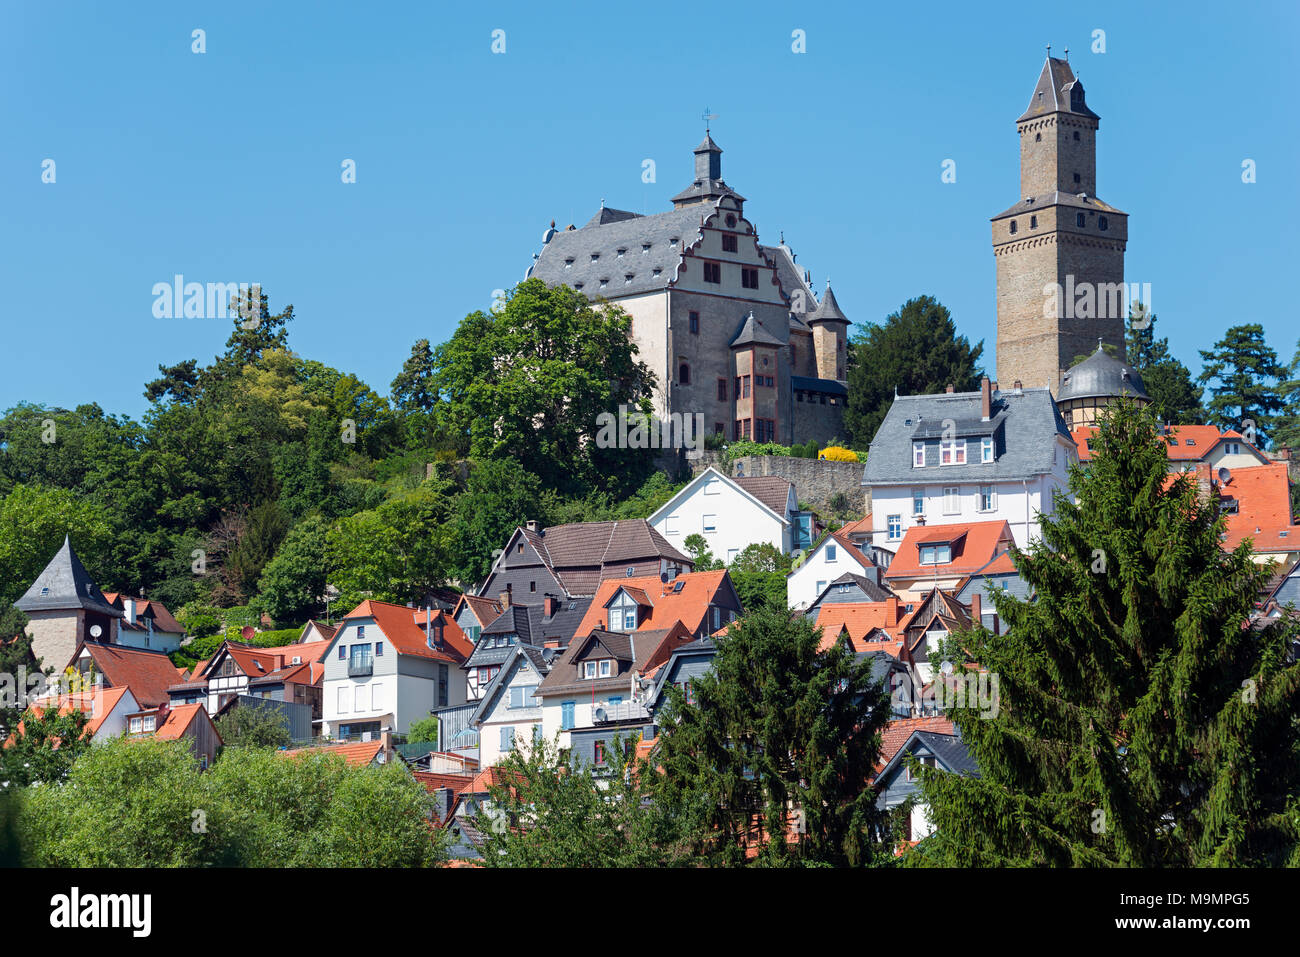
[992,52,1130,395]
[526,134,849,447]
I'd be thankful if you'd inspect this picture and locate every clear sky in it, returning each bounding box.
[2,0,1296,419]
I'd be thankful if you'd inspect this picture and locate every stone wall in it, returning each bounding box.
[692,453,869,517]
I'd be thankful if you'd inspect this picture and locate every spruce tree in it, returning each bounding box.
[1197,323,1287,447]
[653,607,893,866]
[912,399,1300,867]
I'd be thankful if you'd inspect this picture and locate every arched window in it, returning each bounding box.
[679,362,691,385]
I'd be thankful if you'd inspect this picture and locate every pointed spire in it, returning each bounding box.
[808,281,848,324]
[15,536,122,617]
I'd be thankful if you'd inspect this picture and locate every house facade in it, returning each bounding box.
[883,520,1016,599]
[648,466,805,562]
[320,601,473,740]
[471,645,555,767]
[863,378,1074,551]
[787,531,887,610]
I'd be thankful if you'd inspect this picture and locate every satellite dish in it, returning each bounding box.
[660,571,670,584]
[1217,467,1232,485]
[940,660,953,676]
[89,624,102,638]
[593,706,607,722]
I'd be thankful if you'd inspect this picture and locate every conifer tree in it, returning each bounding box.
[911,400,1300,866]
[653,607,893,866]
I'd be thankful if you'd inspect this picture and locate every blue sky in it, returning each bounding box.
[3,0,1296,419]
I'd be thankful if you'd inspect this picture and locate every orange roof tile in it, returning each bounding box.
[278,739,385,767]
[342,601,473,663]
[77,641,186,708]
[874,715,957,776]
[1072,424,1263,463]
[574,570,731,637]
[884,520,1014,581]
[1215,463,1297,552]
[153,703,214,741]
[814,600,908,654]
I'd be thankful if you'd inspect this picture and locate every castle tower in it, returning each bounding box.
[992,52,1129,394]
[807,281,849,381]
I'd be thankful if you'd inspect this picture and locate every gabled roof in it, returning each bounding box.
[1018,55,1099,122]
[16,536,121,617]
[469,643,554,726]
[454,594,504,626]
[279,739,386,767]
[101,594,185,635]
[536,623,691,699]
[648,467,791,528]
[340,601,473,664]
[645,637,716,712]
[154,703,219,743]
[76,640,186,708]
[864,388,1071,486]
[811,571,895,605]
[876,729,978,785]
[1072,424,1267,463]
[573,570,734,637]
[24,686,138,737]
[814,600,908,656]
[884,521,1015,582]
[1215,463,1297,553]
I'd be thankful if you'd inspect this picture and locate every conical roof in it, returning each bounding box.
[730,311,785,348]
[15,536,122,616]
[808,283,849,324]
[1018,56,1099,122]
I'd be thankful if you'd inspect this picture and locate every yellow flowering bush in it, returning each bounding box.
[818,446,859,462]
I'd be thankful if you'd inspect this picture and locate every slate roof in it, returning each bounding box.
[464,598,592,668]
[730,311,785,348]
[992,189,1126,222]
[101,594,185,635]
[792,375,847,396]
[469,644,555,726]
[644,637,716,711]
[760,243,816,321]
[863,387,1071,487]
[1057,344,1148,402]
[535,624,690,699]
[807,283,849,324]
[529,206,706,300]
[16,537,121,617]
[814,571,896,603]
[1018,56,1099,122]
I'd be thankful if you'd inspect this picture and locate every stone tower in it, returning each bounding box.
[992,53,1129,393]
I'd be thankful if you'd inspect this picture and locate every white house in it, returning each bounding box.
[648,466,805,562]
[320,600,473,740]
[862,378,1075,551]
[470,645,553,767]
[787,530,890,610]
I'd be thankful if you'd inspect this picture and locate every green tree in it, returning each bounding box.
[477,735,699,866]
[311,760,446,867]
[1272,337,1300,452]
[214,700,293,750]
[681,533,721,571]
[0,607,35,739]
[431,278,658,498]
[407,716,440,747]
[1124,308,1204,424]
[391,338,439,413]
[257,517,328,625]
[1197,323,1287,447]
[448,458,546,585]
[844,295,984,446]
[912,399,1300,866]
[653,607,893,866]
[0,704,91,787]
[0,486,114,609]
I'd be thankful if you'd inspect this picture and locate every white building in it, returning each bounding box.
[787,531,892,610]
[862,378,1075,551]
[648,466,803,562]
[470,645,552,767]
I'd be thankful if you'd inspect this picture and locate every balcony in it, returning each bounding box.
[348,657,373,677]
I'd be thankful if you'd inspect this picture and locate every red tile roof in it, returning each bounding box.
[22,687,136,737]
[837,516,873,539]
[342,601,473,663]
[77,641,187,708]
[1214,463,1297,553]
[814,599,908,655]
[1072,424,1264,463]
[154,703,216,742]
[278,739,385,767]
[574,570,731,637]
[884,521,1014,582]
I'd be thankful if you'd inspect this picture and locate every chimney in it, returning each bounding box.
[886,594,900,626]
[945,383,955,394]
[525,519,539,533]
[980,376,992,421]
[971,592,982,628]
[544,595,558,617]
[123,598,137,626]
[500,584,512,609]
[544,638,561,649]
[434,786,455,823]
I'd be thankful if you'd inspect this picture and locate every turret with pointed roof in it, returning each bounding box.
[15,535,122,671]
[807,282,850,380]
[671,133,745,209]
[992,50,1129,395]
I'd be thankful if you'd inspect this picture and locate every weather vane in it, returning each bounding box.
[702,107,718,132]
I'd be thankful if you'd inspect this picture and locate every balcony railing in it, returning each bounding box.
[348,657,373,677]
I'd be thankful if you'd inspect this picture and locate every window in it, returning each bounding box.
[374,641,383,656]
[741,267,758,289]
[371,683,383,710]
[703,478,720,495]
[1035,132,1041,142]
[919,543,952,565]
[703,514,717,533]
[594,741,607,767]
[437,663,449,707]
[689,311,699,334]
[599,660,612,677]
[703,261,721,284]
[500,726,514,752]
[756,419,775,443]
[887,515,902,541]
[337,687,349,713]
[338,645,346,660]
[1099,216,1109,231]
[826,544,838,562]
[1009,220,1017,234]
[1226,442,1241,455]
[1073,130,1080,141]
[1073,172,1081,184]
[622,608,637,630]
[1030,215,1038,228]
[912,489,924,516]
[357,625,365,640]
[942,486,960,514]
[584,661,598,679]
[712,606,722,631]
[721,233,738,252]
[717,378,727,401]
[940,439,966,465]
[816,581,826,596]
[981,436,994,463]
[1076,212,1086,227]
[561,701,575,730]
[979,485,996,511]
[913,442,926,467]
[742,375,751,398]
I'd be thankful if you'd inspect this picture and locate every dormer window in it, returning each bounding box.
[564,258,573,268]
[919,543,952,565]
[940,438,967,465]
[913,442,926,468]
[981,436,994,463]
[642,244,651,253]
[616,248,626,257]
[590,253,600,263]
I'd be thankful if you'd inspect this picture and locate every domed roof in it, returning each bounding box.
[1057,344,1148,403]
